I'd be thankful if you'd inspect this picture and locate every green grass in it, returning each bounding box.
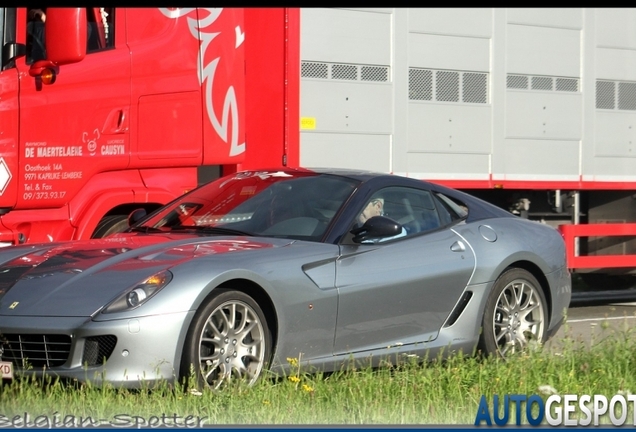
[1,323,635,426]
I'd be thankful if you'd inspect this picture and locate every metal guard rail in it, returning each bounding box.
[558,223,636,269]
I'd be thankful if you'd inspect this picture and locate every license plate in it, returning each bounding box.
[1,361,13,379]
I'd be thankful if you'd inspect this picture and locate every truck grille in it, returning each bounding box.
[1,334,72,368]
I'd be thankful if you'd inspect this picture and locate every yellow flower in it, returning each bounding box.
[263,399,271,405]
[288,375,300,383]
[302,384,314,392]
[286,357,298,367]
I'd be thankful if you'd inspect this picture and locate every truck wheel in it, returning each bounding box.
[91,215,129,238]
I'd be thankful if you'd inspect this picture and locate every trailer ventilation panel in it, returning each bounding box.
[409,68,488,104]
[596,80,636,111]
[301,61,390,83]
[507,74,579,93]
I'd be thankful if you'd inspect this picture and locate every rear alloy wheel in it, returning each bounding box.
[479,269,547,358]
[181,289,271,390]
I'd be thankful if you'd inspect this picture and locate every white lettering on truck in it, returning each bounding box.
[36,147,83,157]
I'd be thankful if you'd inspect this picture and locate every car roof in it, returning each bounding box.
[251,167,514,223]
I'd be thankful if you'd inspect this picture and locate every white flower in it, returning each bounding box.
[538,385,558,395]
[189,388,203,396]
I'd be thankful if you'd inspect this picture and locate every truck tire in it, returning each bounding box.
[91,215,129,238]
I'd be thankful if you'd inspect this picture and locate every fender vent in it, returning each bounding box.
[444,291,473,327]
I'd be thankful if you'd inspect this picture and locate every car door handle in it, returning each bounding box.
[450,240,465,252]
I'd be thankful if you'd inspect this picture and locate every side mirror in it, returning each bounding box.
[128,208,147,226]
[45,8,87,65]
[351,216,402,243]
[28,8,87,80]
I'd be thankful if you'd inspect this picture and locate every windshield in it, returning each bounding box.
[136,170,359,241]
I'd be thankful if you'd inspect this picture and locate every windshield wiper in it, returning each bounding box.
[128,226,165,233]
[170,226,254,236]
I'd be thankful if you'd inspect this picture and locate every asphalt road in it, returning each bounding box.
[545,288,636,351]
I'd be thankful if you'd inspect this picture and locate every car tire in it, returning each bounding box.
[91,215,129,238]
[478,268,548,358]
[180,289,271,390]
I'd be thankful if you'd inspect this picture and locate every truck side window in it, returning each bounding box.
[25,7,114,65]
[87,8,114,53]
[26,8,46,64]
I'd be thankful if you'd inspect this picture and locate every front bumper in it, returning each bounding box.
[0,310,195,388]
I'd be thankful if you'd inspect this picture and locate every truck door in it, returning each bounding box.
[0,8,20,215]
[16,7,130,210]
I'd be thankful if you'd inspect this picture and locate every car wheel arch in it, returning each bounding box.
[477,264,551,358]
[174,278,279,388]
[501,260,552,321]
[188,278,279,357]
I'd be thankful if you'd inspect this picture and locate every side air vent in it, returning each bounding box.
[301,61,390,83]
[444,291,473,327]
[507,74,579,93]
[596,80,636,111]
[410,68,488,104]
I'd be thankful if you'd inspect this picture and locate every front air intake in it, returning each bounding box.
[82,335,117,366]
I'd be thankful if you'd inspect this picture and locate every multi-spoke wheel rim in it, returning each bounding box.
[198,300,266,389]
[492,279,545,357]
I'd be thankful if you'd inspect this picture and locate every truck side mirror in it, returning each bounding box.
[28,8,87,80]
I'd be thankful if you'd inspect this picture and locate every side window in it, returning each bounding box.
[434,192,468,224]
[25,7,114,65]
[350,186,443,242]
[26,8,46,64]
[1,8,19,70]
[383,188,441,234]
[87,8,114,53]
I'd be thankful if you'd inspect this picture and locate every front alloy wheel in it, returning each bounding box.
[182,289,271,389]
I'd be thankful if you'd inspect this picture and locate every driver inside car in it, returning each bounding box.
[355,195,407,243]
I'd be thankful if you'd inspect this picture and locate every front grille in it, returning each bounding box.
[1,334,71,368]
[82,335,117,366]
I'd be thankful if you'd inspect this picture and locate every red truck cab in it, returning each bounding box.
[0,7,299,246]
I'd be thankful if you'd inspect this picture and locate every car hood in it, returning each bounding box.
[0,233,285,317]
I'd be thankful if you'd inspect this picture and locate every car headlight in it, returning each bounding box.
[102,270,173,314]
